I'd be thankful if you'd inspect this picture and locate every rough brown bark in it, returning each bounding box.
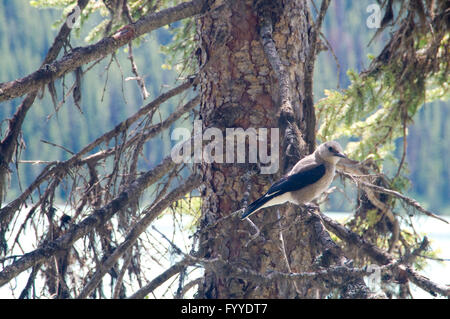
[196,0,325,298]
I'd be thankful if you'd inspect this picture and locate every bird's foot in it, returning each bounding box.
[304,202,320,211]
[242,217,265,247]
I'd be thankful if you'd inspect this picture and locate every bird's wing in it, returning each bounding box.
[241,162,326,220]
[288,154,319,175]
[265,163,326,197]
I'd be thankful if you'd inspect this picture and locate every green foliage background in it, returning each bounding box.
[0,0,448,214]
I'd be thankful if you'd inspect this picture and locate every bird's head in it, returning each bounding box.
[316,141,347,164]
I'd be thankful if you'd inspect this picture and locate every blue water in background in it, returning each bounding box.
[327,212,450,298]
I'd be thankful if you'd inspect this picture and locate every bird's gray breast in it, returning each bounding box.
[291,164,335,204]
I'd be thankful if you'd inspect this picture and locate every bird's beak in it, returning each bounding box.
[336,152,347,159]
[338,156,360,167]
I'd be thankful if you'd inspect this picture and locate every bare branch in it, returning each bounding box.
[40,139,75,155]
[318,211,450,297]
[308,209,372,298]
[0,0,206,103]
[256,3,306,171]
[313,0,330,32]
[340,168,448,224]
[404,265,450,297]
[77,174,202,299]
[258,12,294,121]
[129,251,377,299]
[127,43,150,100]
[319,210,393,265]
[0,80,196,230]
[128,259,193,299]
[112,249,133,299]
[309,0,331,62]
[0,156,187,287]
[0,0,90,207]
[199,256,386,289]
[359,177,448,225]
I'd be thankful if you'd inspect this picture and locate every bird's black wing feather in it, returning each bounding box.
[241,164,326,219]
[266,164,326,196]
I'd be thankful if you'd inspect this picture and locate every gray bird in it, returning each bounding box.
[241,141,347,220]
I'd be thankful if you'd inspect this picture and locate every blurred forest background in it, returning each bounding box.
[0,0,448,214]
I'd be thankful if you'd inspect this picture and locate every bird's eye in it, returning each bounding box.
[328,146,334,152]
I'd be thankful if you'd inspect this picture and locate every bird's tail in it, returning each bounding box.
[240,195,273,220]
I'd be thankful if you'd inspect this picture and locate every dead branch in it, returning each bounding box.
[127,43,150,100]
[129,250,380,299]
[112,249,133,299]
[258,9,294,122]
[202,256,389,290]
[40,139,75,155]
[351,174,448,225]
[318,211,450,297]
[0,155,189,287]
[0,79,196,231]
[309,0,330,65]
[0,0,90,208]
[308,210,372,298]
[0,0,206,103]
[77,174,201,298]
[128,259,193,299]
[338,166,401,251]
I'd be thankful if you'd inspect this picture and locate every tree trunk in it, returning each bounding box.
[197,0,324,298]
